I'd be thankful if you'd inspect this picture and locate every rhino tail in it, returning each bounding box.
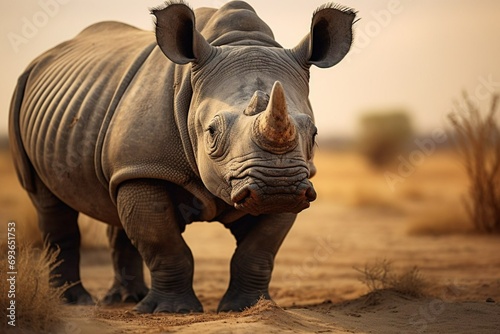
[9,69,36,193]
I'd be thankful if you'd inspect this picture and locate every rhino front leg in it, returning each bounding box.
[218,213,296,312]
[29,175,94,305]
[116,179,202,313]
[102,225,149,304]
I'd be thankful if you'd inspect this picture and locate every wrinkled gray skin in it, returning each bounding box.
[9,1,355,313]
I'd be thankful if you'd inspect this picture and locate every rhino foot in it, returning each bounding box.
[133,289,203,313]
[102,281,149,304]
[217,290,271,312]
[62,283,95,305]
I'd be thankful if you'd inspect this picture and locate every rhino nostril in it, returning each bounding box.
[305,187,317,202]
[231,187,251,205]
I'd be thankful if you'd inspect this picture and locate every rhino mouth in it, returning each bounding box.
[230,177,317,215]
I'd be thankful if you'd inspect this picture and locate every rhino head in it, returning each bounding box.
[153,2,355,215]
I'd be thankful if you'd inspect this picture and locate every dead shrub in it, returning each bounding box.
[0,242,67,333]
[354,259,427,298]
[448,93,500,233]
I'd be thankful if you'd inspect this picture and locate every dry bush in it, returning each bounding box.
[0,242,67,333]
[449,94,500,233]
[355,259,427,298]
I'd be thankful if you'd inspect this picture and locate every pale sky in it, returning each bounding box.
[1,0,500,138]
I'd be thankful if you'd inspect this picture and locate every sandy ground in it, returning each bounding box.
[1,148,499,333]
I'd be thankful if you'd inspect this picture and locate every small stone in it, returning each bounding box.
[347,312,361,317]
[486,297,495,303]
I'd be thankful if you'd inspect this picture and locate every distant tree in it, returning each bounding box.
[357,110,413,167]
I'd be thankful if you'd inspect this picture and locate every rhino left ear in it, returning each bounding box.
[152,2,213,64]
[293,4,356,68]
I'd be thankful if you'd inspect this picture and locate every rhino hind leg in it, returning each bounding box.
[102,226,149,304]
[29,175,94,305]
[218,213,296,312]
[116,179,203,313]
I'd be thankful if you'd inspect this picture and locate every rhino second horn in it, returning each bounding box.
[244,90,269,116]
[252,81,298,154]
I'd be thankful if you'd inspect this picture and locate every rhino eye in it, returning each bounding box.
[208,124,216,137]
[307,126,318,160]
[206,115,226,158]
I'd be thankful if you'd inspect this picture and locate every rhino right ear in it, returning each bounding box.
[152,2,213,64]
[292,4,357,68]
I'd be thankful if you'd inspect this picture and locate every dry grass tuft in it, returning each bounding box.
[449,93,500,233]
[0,242,67,333]
[241,296,280,315]
[355,259,427,298]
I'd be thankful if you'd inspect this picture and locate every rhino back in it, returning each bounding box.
[17,22,155,223]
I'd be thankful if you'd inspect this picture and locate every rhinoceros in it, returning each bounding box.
[9,1,355,313]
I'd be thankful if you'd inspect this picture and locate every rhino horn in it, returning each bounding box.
[244,90,269,116]
[253,81,298,153]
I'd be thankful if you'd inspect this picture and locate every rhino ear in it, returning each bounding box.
[293,4,356,68]
[152,2,213,64]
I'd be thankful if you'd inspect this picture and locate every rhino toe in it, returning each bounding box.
[102,281,149,305]
[133,289,203,314]
[62,283,95,305]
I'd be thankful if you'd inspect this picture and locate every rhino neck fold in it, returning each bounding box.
[172,65,222,222]
[173,64,201,178]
